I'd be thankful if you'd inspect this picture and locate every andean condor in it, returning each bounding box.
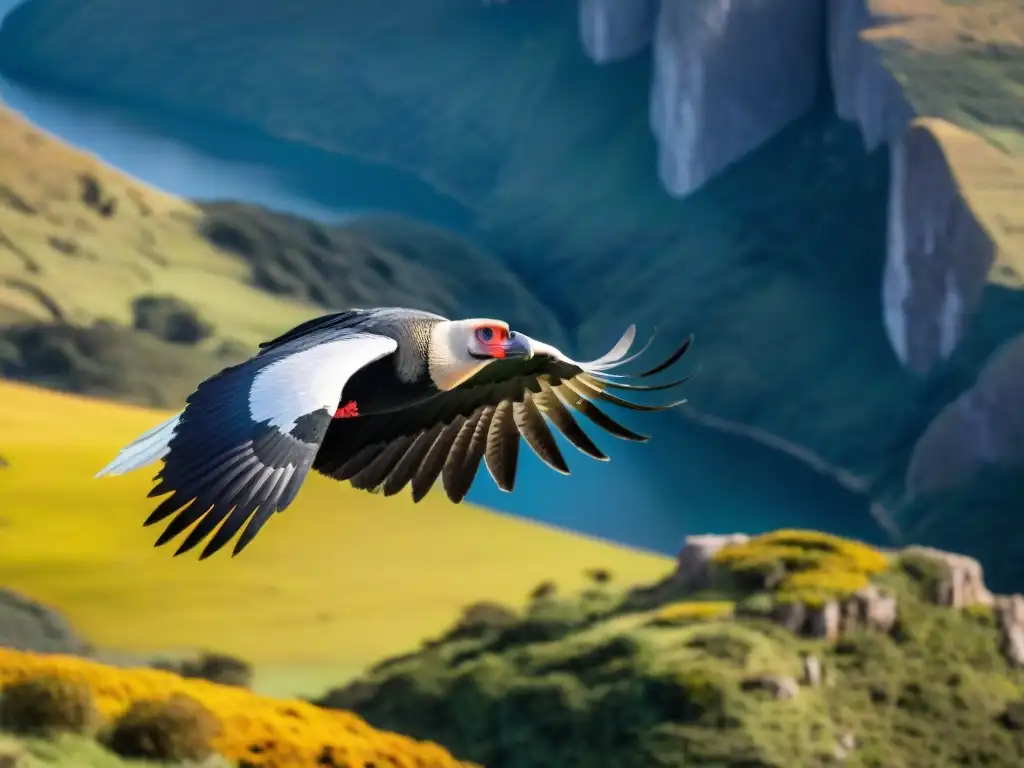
[97,307,694,559]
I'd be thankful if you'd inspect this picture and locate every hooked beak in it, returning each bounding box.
[501,331,534,359]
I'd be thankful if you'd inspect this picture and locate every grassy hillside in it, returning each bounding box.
[319,530,1024,767]
[0,105,317,340]
[0,103,563,407]
[0,380,672,696]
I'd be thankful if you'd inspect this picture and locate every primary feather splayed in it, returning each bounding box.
[96,307,695,560]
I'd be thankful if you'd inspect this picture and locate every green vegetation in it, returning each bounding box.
[317,531,1024,767]
[0,676,230,767]
[0,732,231,767]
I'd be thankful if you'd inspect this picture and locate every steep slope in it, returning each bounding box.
[317,531,1024,767]
[0,380,672,691]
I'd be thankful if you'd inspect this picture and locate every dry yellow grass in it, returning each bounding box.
[0,380,672,682]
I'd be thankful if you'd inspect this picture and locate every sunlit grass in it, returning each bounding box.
[0,381,672,688]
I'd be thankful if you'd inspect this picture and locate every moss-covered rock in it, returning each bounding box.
[317,530,1024,767]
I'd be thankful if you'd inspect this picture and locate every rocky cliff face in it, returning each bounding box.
[822,0,1024,518]
[577,0,1024,372]
[573,0,1024,543]
[828,0,1024,374]
[582,0,825,197]
[0,0,1022,579]
[578,0,656,64]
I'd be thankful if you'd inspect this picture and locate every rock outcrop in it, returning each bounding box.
[673,533,749,590]
[996,595,1024,668]
[688,531,1024,672]
[901,545,995,609]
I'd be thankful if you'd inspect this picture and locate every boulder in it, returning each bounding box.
[995,594,1024,668]
[674,533,748,590]
[901,546,995,608]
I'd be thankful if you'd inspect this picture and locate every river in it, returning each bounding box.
[0,0,888,552]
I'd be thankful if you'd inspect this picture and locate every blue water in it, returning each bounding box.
[0,0,887,551]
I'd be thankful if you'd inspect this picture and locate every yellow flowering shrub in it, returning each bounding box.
[648,601,735,626]
[714,529,890,605]
[0,648,477,768]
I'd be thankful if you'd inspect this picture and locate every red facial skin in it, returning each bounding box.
[476,326,509,358]
[333,401,360,419]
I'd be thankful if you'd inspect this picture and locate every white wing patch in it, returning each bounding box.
[95,412,182,478]
[248,333,398,430]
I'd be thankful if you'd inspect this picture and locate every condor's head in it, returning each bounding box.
[427,317,534,390]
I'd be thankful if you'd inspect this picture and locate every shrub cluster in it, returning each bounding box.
[0,674,98,736]
[105,693,219,762]
[0,648,474,767]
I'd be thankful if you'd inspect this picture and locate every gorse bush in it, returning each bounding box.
[105,693,219,762]
[0,648,475,767]
[0,674,98,736]
[713,529,891,605]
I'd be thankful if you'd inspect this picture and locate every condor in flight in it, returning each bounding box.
[97,307,694,559]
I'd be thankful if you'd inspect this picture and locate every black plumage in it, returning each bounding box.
[313,332,694,505]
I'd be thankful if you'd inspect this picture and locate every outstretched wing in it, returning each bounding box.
[96,329,398,559]
[313,326,694,503]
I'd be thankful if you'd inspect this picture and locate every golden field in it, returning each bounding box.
[0,380,673,693]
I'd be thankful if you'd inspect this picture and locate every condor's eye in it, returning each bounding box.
[475,327,506,343]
